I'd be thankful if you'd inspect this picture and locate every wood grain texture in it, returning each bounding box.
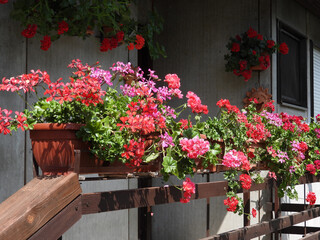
[81,180,270,215]
[0,173,81,240]
[201,207,320,240]
[28,195,82,240]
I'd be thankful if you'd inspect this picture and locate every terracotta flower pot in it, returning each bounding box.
[30,123,161,176]
[250,65,265,71]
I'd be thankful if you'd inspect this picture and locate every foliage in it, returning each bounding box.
[8,0,165,59]
[225,27,289,81]
[1,59,320,216]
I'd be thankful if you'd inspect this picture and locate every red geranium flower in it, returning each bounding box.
[267,40,275,48]
[224,196,239,212]
[279,42,289,54]
[100,38,111,52]
[21,24,37,38]
[0,0,8,3]
[40,35,51,51]
[306,164,316,175]
[231,42,240,52]
[180,178,195,203]
[239,174,252,190]
[116,31,124,42]
[306,192,316,205]
[239,60,247,71]
[110,37,118,49]
[127,43,134,51]
[252,208,257,218]
[58,21,68,35]
[186,91,208,115]
[179,119,192,129]
[135,35,145,50]
[247,27,257,38]
[164,74,180,89]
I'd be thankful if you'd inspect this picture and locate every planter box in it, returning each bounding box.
[30,123,161,176]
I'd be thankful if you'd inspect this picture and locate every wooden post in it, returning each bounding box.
[138,177,153,240]
[274,186,281,240]
[243,190,250,227]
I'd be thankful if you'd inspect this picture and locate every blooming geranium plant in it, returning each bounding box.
[201,98,320,215]
[225,27,289,81]
[0,59,217,204]
[1,59,320,215]
[7,0,166,59]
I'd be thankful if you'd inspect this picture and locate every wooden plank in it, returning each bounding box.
[300,230,320,240]
[299,175,320,184]
[200,207,320,240]
[82,180,269,215]
[28,195,82,240]
[82,185,182,214]
[281,226,320,235]
[0,173,81,240]
[281,203,320,212]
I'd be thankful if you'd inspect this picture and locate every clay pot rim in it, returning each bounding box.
[32,123,85,131]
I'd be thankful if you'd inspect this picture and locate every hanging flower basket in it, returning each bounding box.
[225,27,289,81]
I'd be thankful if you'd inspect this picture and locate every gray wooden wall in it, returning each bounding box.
[0,2,139,239]
[1,0,320,239]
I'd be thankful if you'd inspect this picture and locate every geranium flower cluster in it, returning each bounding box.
[0,108,27,135]
[244,115,271,143]
[180,178,196,203]
[44,73,107,106]
[179,136,210,159]
[216,99,240,114]
[306,192,317,205]
[225,27,289,81]
[127,35,145,51]
[111,62,201,168]
[223,196,239,212]
[100,31,125,52]
[186,91,209,114]
[122,139,145,166]
[0,70,50,93]
[10,1,163,57]
[306,160,320,175]
[222,150,251,171]
[239,174,252,190]
[291,140,308,160]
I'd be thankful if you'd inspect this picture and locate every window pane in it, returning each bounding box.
[314,47,320,116]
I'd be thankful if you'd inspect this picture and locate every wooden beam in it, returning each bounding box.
[0,173,81,240]
[28,195,82,240]
[82,180,269,214]
[281,226,320,235]
[301,230,320,240]
[281,203,320,212]
[200,207,320,240]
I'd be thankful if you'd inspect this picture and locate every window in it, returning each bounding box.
[313,45,320,116]
[277,21,307,108]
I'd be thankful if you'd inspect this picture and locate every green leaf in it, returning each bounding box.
[144,153,160,163]
[162,156,177,174]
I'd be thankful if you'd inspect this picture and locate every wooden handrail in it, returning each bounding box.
[0,173,81,240]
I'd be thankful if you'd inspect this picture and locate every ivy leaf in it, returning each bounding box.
[144,153,160,163]
[212,143,222,155]
[162,156,177,174]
